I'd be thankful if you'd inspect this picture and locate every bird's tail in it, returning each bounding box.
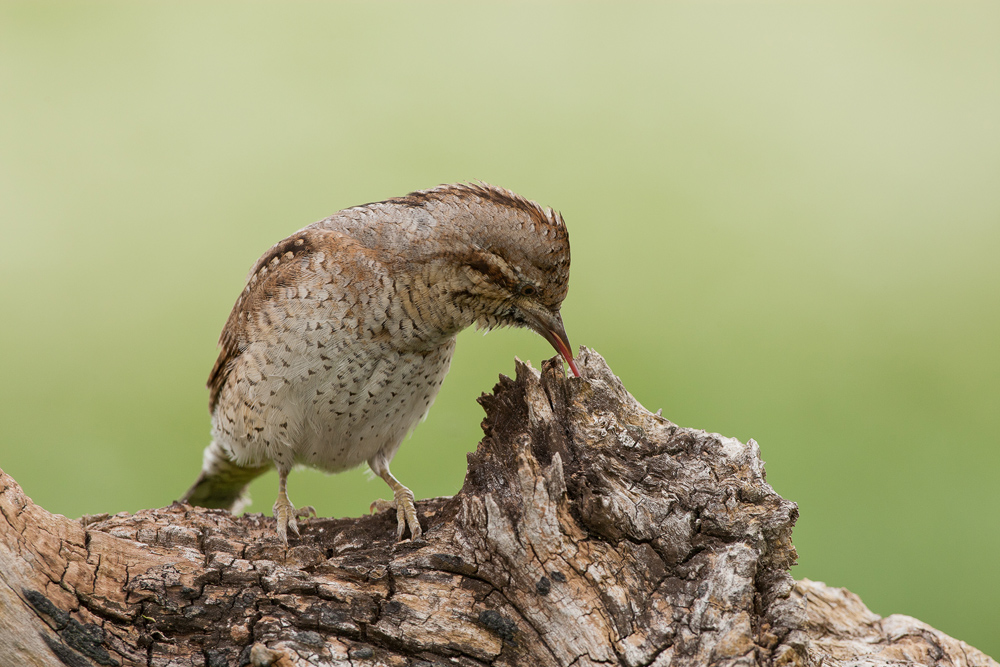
[181,440,271,513]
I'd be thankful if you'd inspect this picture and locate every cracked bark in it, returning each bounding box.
[0,349,995,667]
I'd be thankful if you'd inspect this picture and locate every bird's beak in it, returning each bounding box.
[527,310,581,378]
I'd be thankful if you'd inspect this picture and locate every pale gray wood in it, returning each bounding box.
[1,349,995,666]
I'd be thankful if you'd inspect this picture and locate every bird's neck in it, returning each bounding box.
[381,260,478,352]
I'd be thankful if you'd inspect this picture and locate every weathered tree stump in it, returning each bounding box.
[0,349,995,666]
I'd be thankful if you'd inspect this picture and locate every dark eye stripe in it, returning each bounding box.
[467,258,492,276]
[465,256,522,292]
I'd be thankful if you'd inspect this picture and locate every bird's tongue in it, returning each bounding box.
[548,330,581,378]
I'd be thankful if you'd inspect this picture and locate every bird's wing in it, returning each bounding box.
[207,227,372,412]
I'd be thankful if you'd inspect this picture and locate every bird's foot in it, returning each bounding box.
[369,485,422,541]
[273,495,314,544]
[369,498,395,513]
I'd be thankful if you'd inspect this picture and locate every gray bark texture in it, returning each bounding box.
[1,349,995,667]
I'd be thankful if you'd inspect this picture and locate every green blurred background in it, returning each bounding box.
[1,1,997,655]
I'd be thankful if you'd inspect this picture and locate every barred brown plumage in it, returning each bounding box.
[182,183,579,543]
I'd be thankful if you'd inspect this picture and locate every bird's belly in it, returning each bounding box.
[289,342,455,472]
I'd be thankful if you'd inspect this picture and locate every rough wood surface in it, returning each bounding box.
[1,349,995,667]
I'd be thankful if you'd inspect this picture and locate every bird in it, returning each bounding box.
[181,182,579,543]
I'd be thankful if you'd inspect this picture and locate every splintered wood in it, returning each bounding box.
[1,349,995,666]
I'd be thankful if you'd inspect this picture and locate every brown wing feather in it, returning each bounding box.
[207,229,326,412]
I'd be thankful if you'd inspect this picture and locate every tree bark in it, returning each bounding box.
[0,349,995,667]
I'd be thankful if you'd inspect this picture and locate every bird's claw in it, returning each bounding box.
[370,488,421,541]
[369,498,394,513]
[274,496,313,544]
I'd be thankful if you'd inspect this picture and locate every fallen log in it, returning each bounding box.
[1,349,995,666]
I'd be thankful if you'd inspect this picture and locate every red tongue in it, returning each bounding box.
[550,331,581,378]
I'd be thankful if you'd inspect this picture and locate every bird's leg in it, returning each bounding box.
[272,469,314,544]
[370,468,422,541]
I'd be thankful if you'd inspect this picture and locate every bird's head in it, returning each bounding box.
[433,184,580,377]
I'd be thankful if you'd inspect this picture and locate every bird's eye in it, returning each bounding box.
[519,284,537,297]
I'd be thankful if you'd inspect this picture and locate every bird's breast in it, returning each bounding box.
[287,338,456,472]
